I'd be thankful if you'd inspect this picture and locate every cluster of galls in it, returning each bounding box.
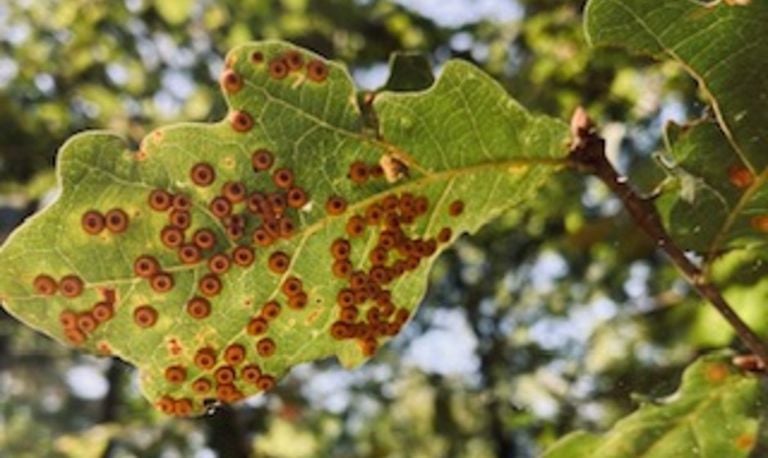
[136,148,308,321]
[140,150,309,412]
[220,47,330,135]
[156,342,276,416]
[81,208,130,235]
[327,190,464,357]
[33,274,111,346]
[59,287,115,346]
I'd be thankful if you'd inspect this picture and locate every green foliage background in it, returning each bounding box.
[0,0,762,457]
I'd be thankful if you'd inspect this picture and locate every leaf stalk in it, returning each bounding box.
[567,108,768,367]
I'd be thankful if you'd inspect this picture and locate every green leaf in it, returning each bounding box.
[585,0,768,167]
[0,40,568,416]
[585,0,768,269]
[543,354,763,458]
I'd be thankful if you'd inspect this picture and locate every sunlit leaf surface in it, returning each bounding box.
[543,354,763,458]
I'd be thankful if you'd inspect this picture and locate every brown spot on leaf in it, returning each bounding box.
[250,51,264,64]
[222,181,247,203]
[224,344,247,366]
[105,208,129,233]
[284,50,304,71]
[167,337,183,356]
[193,228,217,250]
[346,215,366,237]
[150,272,174,293]
[269,58,289,79]
[251,149,274,172]
[288,292,308,310]
[60,275,84,298]
[34,274,58,296]
[77,312,98,333]
[330,321,351,340]
[252,227,274,247]
[272,168,294,189]
[194,347,217,370]
[325,195,348,216]
[187,296,212,319]
[241,365,262,384]
[165,365,187,384]
[286,187,308,208]
[232,245,255,267]
[230,110,254,133]
[134,255,160,278]
[306,59,329,83]
[81,210,105,235]
[247,317,269,336]
[156,396,175,415]
[337,289,355,308]
[359,338,378,357]
[174,398,193,417]
[192,377,212,394]
[437,227,452,244]
[281,276,303,297]
[215,366,236,384]
[92,302,115,322]
[705,362,730,383]
[198,273,223,297]
[172,194,192,211]
[64,328,86,345]
[208,253,231,274]
[448,200,465,217]
[751,215,768,233]
[330,238,351,259]
[169,209,191,229]
[210,197,232,219]
[220,69,243,94]
[149,190,173,212]
[268,251,290,274]
[261,300,281,320]
[348,161,369,184]
[190,162,216,187]
[161,226,185,248]
[332,260,352,279]
[736,433,756,450]
[133,305,158,328]
[59,309,77,328]
[256,338,276,357]
[97,341,112,355]
[179,244,203,264]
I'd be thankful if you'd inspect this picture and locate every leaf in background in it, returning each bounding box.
[585,0,768,269]
[154,0,193,25]
[382,52,435,92]
[543,354,763,458]
[0,41,568,416]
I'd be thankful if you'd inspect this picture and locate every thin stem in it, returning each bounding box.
[567,108,768,366]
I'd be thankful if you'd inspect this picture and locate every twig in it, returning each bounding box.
[567,107,768,367]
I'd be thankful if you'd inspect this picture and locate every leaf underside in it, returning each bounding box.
[0,40,568,416]
[586,0,768,270]
[543,354,763,458]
